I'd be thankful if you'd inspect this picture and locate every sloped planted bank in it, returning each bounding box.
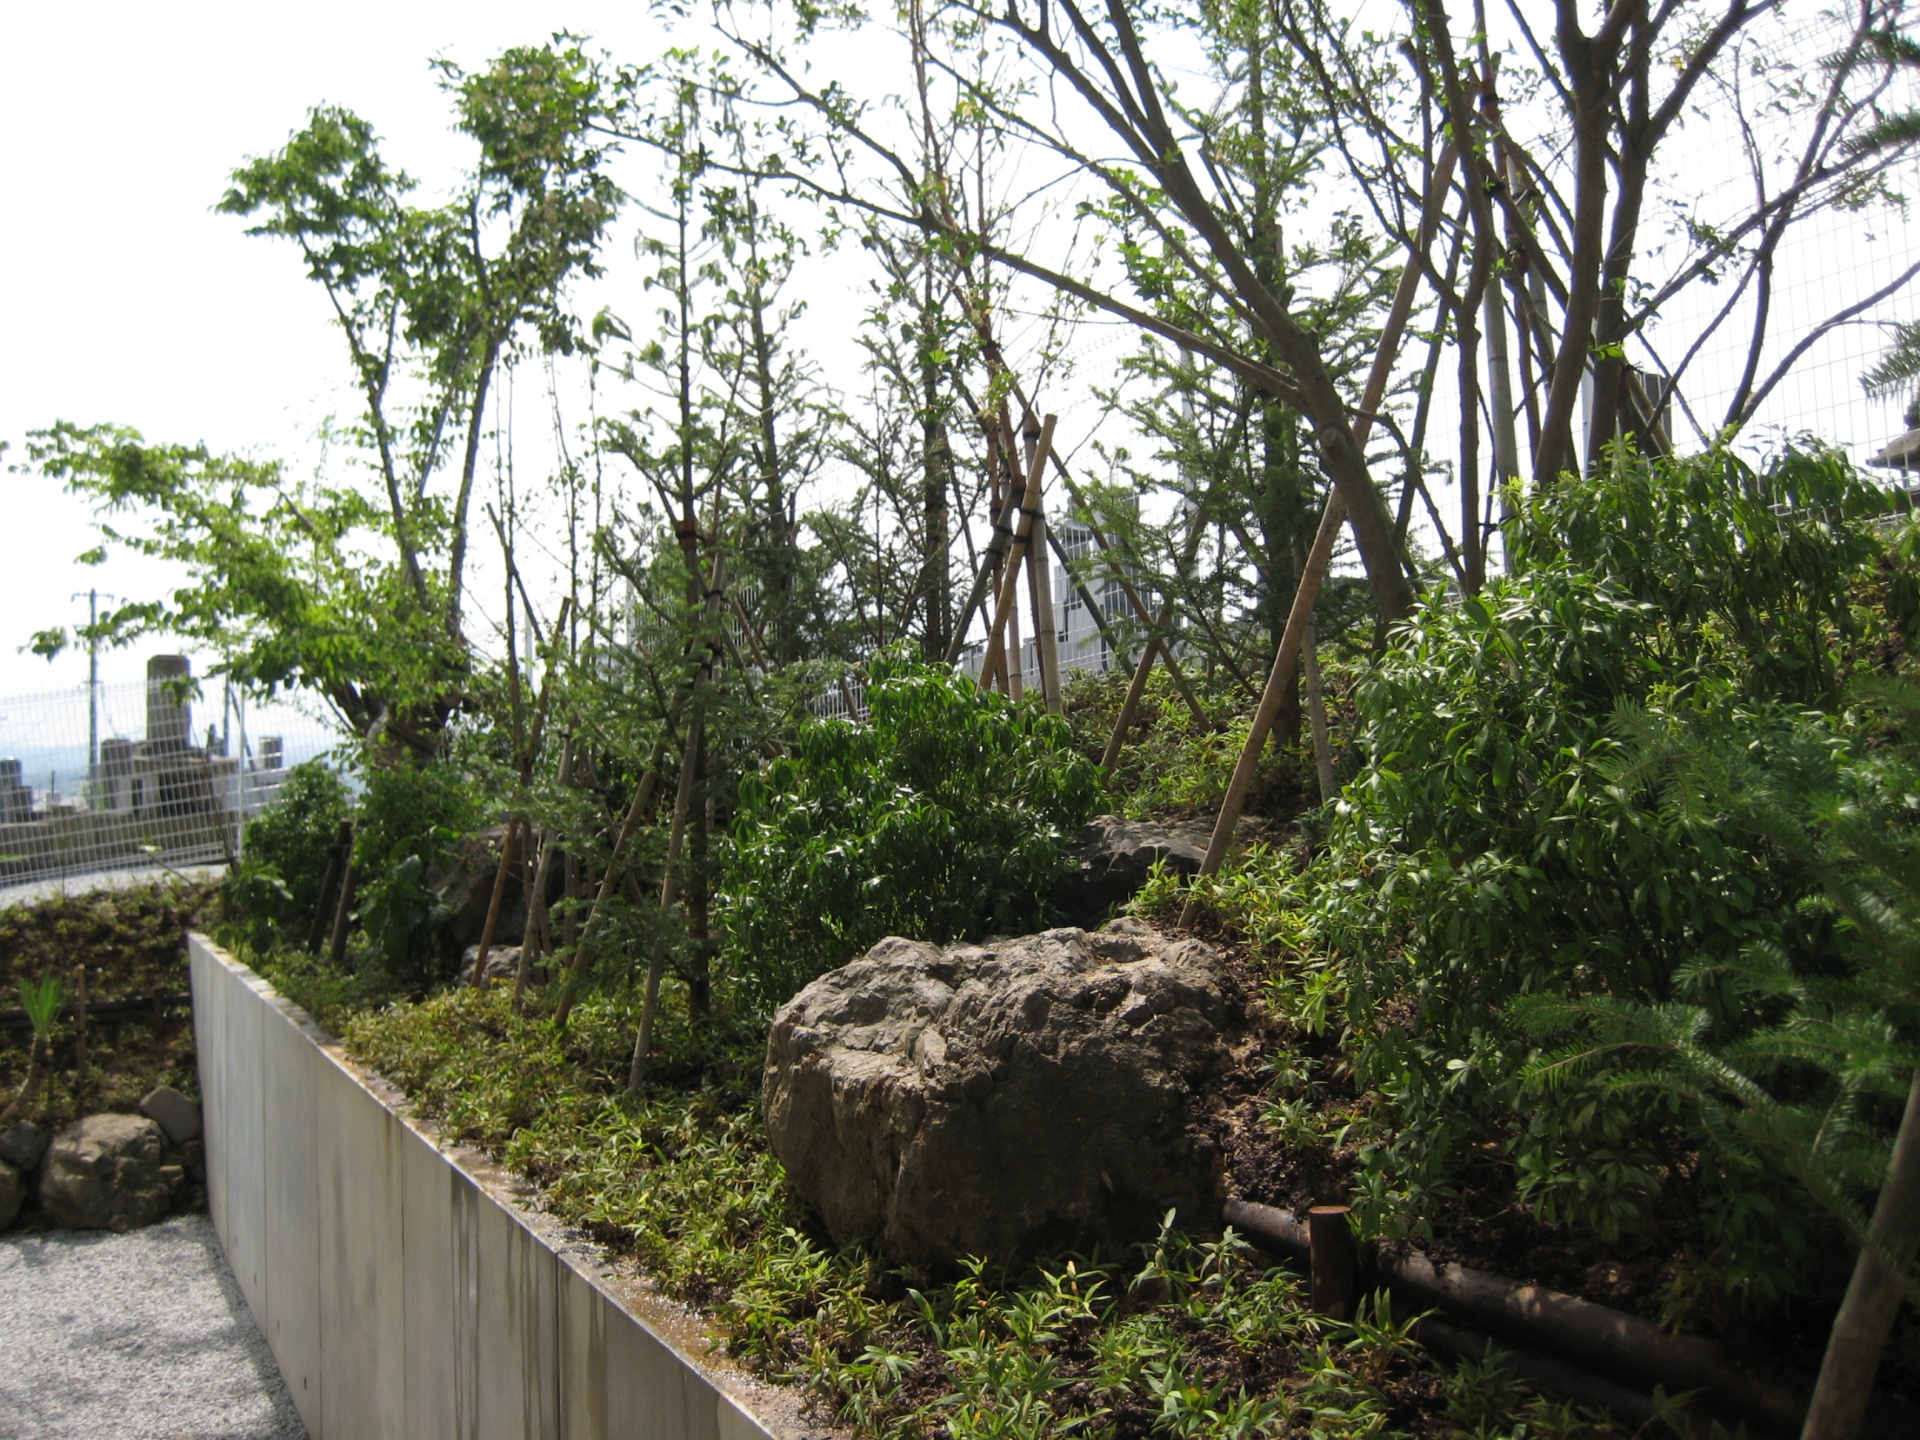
[188,933,812,1440]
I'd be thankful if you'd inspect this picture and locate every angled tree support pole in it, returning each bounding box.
[1022,412,1065,712]
[978,415,1059,692]
[1178,146,1458,927]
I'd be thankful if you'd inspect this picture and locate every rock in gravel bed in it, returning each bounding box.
[0,1158,23,1229]
[138,1085,203,1145]
[764,918,1245,1269]
[0,1119,48,1172]
[38,1114,176,1231]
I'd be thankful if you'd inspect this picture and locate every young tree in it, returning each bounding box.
[28,42,623,749]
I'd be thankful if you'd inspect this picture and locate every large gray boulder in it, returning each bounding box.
[38,1114,175,1231]
[763,919,1241,1269]
[0,1157,23,1229]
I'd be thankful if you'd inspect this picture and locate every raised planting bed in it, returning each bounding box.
[190,933,812,1440]
[272,950,1632,1440]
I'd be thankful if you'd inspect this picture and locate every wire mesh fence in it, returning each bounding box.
[0,658,339,897]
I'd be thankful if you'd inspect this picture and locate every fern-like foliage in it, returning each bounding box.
[1513,680,1920,1270]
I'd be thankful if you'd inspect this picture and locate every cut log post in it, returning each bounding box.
[1308,1205,1359,1321]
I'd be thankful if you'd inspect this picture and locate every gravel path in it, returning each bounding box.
[0,1212,306,1439]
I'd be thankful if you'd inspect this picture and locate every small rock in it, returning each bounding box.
[0,1158,23,1229]
[38,1114,174,1231]
[0,1120,49,1172]
[139,1085,203,1145]
[460,944,523,987]
[177,1137,206,1184]
[1052,815,1212,923]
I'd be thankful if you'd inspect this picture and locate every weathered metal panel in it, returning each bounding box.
[189,935,803,1440]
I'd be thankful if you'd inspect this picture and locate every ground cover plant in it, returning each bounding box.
[0,882,211,1134]
[336,980,1619,1440]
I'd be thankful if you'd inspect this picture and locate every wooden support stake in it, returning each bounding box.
[550,740,670,1033]
[511,825,554,1015]
[1802,1063,1920,1440]
[72,961,88,1106]
[1025,417,1064,712]
[1304,617,1336,803]
[327,860,358,969]
[628,704,706,1093]
[468,817,522,988]
[306,820,353,953]
[1101,605,1177,772]
[978,415,1058,693]
[625,555,729,1081]
[945,420,1029,668]
[1177,143,1457,927]
[1309,1205,1359,1322]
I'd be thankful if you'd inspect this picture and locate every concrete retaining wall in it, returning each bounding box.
[189,933,807,1440]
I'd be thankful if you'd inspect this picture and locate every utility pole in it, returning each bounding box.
[70,589,114,810]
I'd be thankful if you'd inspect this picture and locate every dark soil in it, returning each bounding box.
[0,882,213,1132]
[1200,942,1920,1414]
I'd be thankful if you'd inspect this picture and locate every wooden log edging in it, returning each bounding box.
[0,992,192,1030]
[1223,1198,1916,1439]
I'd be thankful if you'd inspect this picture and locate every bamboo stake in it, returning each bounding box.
[467,817,521,988]
[1303,617,1336,803]
[1801,1063,1920,1440]
[978,415,1058,693]
[627,555,729,1085]
[1025,421,1064,712]
[1177,144,1457,928]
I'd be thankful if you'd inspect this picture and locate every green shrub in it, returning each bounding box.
[352,760,482,985]
[221,759,350,949]
[720,649,1103,1011]
[1292,445,1908,1301]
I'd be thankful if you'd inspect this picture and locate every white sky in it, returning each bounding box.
[0,3,749,698]
[3,0,1914,715]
